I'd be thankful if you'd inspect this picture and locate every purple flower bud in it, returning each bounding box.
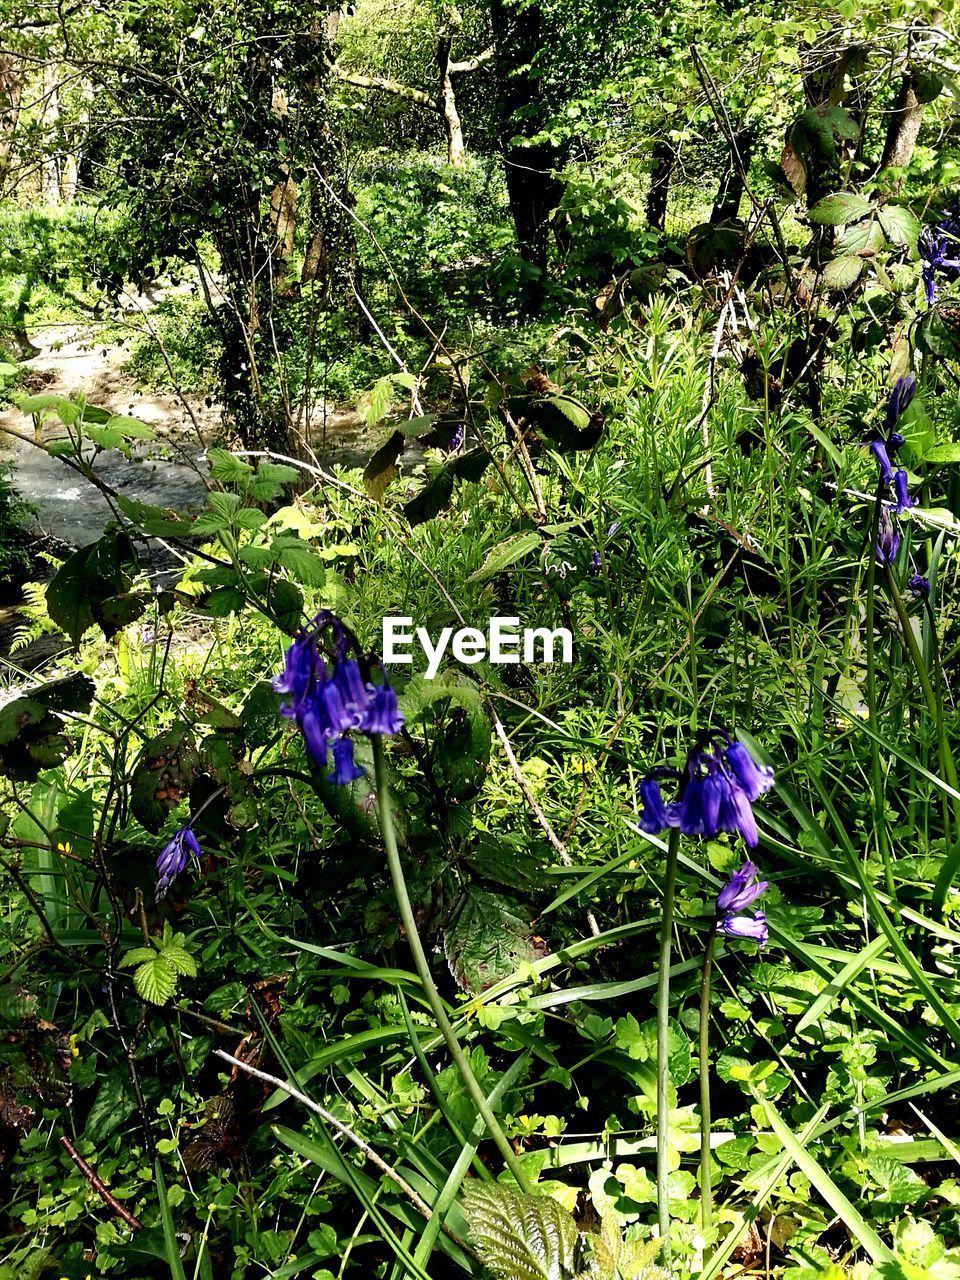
[876,509,901,566]
[360,682,404,736]
[716,860,768,913]
[155,826,202,899]
[908,573,931,600]
[886,374,917,433]
[718,911,768,946]
[870,440,894,485]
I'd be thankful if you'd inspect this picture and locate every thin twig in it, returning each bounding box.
[213,1049,478,1258]
[60,1136,143,1231]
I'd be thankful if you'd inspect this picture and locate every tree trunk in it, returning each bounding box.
[41,64,62,204]
[0,53,24,192]
[710,126,755,224]
[880,72,924,185]
[489,0,566,312]
[646,139,674,231]
[437,35,466,168]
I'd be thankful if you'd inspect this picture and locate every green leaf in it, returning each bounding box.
[462,1183,577,1280]
[105,413,156,440]
[923,443,960,465]
[45,532,137,646]
[821,255,864,289]
[132,954,178,1005]
[274,538,327,587]
[404,449,490,526]
[469,531,542,582]
[807,192,872,225]
[444,887,541,994]
[130,728,200,832]
[363,430,404,501]
[207,448,254,484]
[877,204,921,249]
[18,393,80,424]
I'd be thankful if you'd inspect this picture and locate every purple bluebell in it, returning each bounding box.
[274,612,405,784]
[908,573,931,599]
[718,911,768,946]
[870,440,894,485]
[891,469,915,515]
[885,374,917,435]
[876,508,901,566]
[638,777,671,835]
[360,681,405,736]
[724,740,775,802]
[716,860,768,913]
[919,214,960,305]
[155,825,202,899]
[449,423,465,452]
[639,735,773,846]
[328,736,366,785]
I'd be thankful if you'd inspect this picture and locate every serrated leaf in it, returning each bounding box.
[105,414,156,440]
[462,1183,577,1280]
[132,955,178,1005]
[18,393,80,424]
[469,531,542,582]
[45,532,137,645]
[404,449,490,526]
[207,448,254,484]
[85,425,126,450]
[161,944,197,978]
[807,192,872,225]
[877,204,921,249]
[444,887,540,994]
[821,255,864,289]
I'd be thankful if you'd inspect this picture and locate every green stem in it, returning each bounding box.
[371,737,534,1194]
[699,928,716,1236]
[656,826,681,1262]
[865,548,895,897]
[885,569,960,914]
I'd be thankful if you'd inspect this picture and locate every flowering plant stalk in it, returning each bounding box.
[371,737,534,1193]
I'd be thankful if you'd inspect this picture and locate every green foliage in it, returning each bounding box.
[120,922,198,1006]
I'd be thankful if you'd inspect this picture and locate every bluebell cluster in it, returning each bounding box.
[715,860,768,947]
[868,375,917,566]
[638,736,774,849]
[920,212,960,305]
[155,825,201,899]
[908,573,931,600]
[274,610,404,785]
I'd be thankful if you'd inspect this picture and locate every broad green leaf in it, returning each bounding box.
[469,531,542,582]
[444,887,541,994]
[877,204,921,249]
[462,1183,577,1280]
[807,193,872,225]
[821,254,864,289]
[132,954,177,1005]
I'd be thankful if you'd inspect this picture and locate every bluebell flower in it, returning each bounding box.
[870,440,894,485]
[718,911,768,946]
[156,825,201,899]
[274,612,405,784]
[908,573,931,600]
[449,423,465,452]
[919,214,960,305]
[328,736,366,785]
[876,508,901,566]
[891,469,915,515]
[638,735,773,846]
[716,860,768,912]
[885,374,917,435]
[724,740,775,802]
[638,777,672,834]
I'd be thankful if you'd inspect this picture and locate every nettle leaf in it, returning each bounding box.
[403,673,491,800]
[129,954,178,1005]
[470,530,542,582]
[105,414,156,440]
[807,192,872,226]
[207,448,254,485]
[273,537,327,587]
[18,393,81,424]
[248,461,300,501]
[462,1183,578,1280]
[444,887,543,994]
[45,532,138,645]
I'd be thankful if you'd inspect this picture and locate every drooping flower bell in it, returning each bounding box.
[273,610,405,782]
[155,825,201,899]
[891,469,915,515]
[716,860,768,913]
[637,735,774,849]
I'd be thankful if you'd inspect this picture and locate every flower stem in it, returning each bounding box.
[699,928,716,1236]
[656,826,681,1262]
[885,569,960,914]
[371,737,534,1194]
[865,542,895,897]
